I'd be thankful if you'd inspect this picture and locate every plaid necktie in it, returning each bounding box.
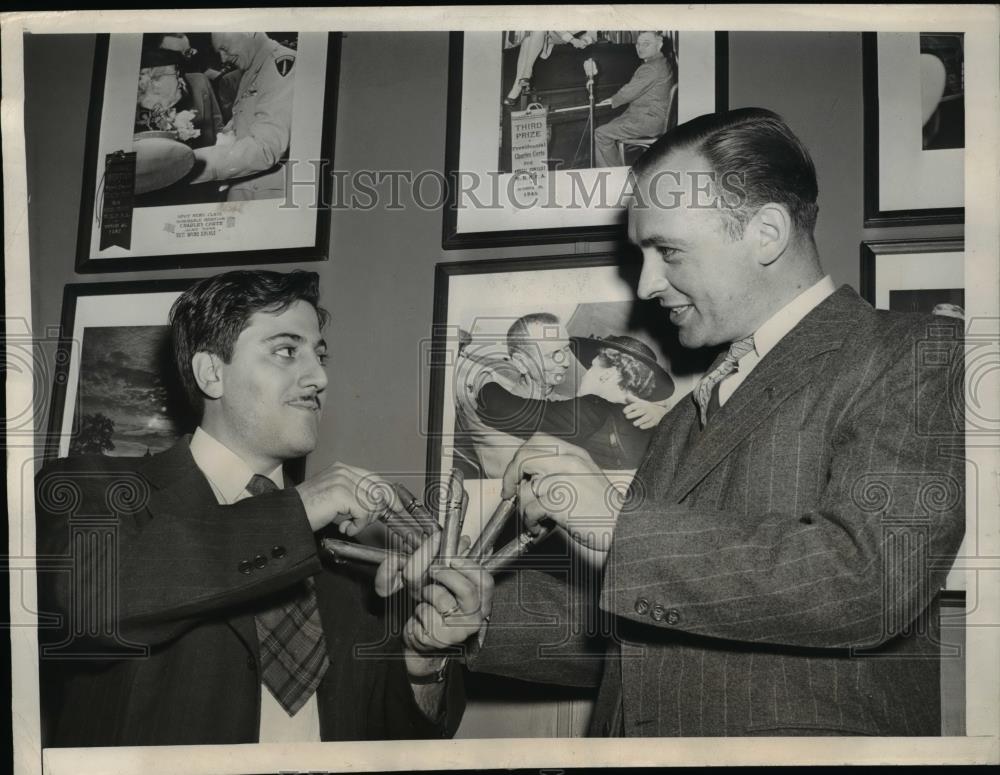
[246,473,330,716]
[693,335,756,425]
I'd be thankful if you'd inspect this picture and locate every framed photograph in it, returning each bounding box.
[860,238,965,316]
[76,32,341,272]
[46,280,198,460]
[863,32,964,226]
[424,253,717,536]
[443,31,728,248]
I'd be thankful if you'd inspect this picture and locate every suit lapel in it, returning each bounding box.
[138,438,260,656]
[633,397,698,500]
[667,286,861,503]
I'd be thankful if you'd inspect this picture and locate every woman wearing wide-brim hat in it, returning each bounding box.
[475,333,675,470]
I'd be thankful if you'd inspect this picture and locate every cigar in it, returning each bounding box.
[393,482,443,536]
[321,537,390,565]
[466,496,517,563]
[376,506,423,552]
[481,525,553,573]
[438,468,465,561]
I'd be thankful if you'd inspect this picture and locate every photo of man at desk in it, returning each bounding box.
[498,30,679,171]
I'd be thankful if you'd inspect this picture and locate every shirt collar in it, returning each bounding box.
[750,275,836,360]
[189,426,283,504]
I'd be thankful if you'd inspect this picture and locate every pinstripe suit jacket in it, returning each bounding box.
[471,286,965,736]
[35,440,463,746]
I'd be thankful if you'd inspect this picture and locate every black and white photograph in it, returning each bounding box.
[47,281,195,460]
[920,32,964,151]
[3,6,998,775]
[427,256,712,485]
[863,31,964,225]
[860,238,964,315]
[76,31,339,271]
[498,31,680,171]
[131,32,300,209]
[444,30,726,247]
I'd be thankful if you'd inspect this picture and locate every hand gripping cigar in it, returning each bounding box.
[437,468,465,561]
[480,525,554,573]
[392,482,443,536]
[466,496,517,563]
[321,537,391,565]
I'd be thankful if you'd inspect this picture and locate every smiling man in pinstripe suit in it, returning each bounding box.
[463,107,965,736]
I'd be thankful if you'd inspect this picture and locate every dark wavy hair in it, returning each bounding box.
[593,335,656,399]
[633,107,819,240]
[169,270,329,414]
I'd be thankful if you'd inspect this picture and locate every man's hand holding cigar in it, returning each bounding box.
[502,433,624,563]
[320,436,621,710]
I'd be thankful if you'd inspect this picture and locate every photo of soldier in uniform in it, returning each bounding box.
[132,32,299,208]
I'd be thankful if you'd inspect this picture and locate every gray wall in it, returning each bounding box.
[25,30,962,471]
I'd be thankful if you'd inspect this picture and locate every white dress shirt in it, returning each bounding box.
[188,427,321,742]
[717,276,836,407]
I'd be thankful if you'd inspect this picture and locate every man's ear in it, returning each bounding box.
[749,203,791,266]
[191,351,224,399]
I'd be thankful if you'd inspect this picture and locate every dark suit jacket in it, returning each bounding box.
[36,439,463,746]
[470,286,965,736]
[477,383,652,469]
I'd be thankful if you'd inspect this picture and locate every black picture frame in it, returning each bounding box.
[442,31,729,249]
[425,252,716,492]
[862,32,964,227]
[44,278,197,462]
[859,237,964,310]
[75,32,341,273]
[44,278,308,482]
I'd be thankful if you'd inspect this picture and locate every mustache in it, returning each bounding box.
[289,393,322,409]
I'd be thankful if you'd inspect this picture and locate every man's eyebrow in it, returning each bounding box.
[639,233,688,248]
[264,333,327,350]
[264,333,305,343]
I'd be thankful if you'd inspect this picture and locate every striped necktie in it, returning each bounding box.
[247,473,330,716]
[693,335,756,425]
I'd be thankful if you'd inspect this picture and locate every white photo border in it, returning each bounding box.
[863,32,964,227]
[76,32,340,272]
[443,30,727,247]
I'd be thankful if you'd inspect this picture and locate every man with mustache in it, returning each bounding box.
[37,270,488,745]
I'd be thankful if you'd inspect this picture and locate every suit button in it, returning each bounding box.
[666,608,681,625]
[246,656,256,671]
[634,597,650,615]
[271,545,287,559]
[651,604,666,622]
[237,559,253,575]
[254,554,268,569]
